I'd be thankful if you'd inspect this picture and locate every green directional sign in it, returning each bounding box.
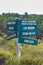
[6,20,17,31]
[18,31,38,37]
[18,26,38,31]
[18,20,38,26]
[18,37,38,45]
[18,20,38,37]
[6,32,17,40]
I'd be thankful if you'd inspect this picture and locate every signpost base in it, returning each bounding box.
[16,38,21,58]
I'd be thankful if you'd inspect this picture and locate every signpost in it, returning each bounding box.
[16,19,21,58]
[6,20,38,58]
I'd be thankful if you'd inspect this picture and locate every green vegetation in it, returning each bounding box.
[0,13,43,65]
[0,36,43,65]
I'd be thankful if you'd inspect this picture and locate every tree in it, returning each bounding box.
[24,12,29,20]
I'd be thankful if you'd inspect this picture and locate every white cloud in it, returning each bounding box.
[0,0,43,14]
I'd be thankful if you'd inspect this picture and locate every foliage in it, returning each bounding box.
[0,37,43,65]
[0,13,43,65]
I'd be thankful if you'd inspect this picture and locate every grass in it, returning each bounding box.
[0,37,43,65]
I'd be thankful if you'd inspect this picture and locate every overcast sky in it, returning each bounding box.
[0,0,43,14]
